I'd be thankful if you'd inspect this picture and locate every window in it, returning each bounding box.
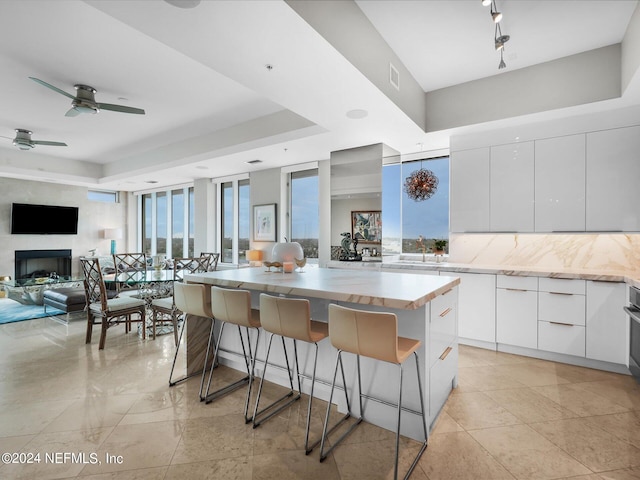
[216,176,251,265]
[88,190,118,203]
[221,182,233,263]
[238,179,250,264]
[139,187,194,258]
[156,191,167,257]
[289,168,319,259]
[382,156,449,254]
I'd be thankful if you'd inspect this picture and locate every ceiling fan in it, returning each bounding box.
[0,129,67,150]
[29,77,146,117]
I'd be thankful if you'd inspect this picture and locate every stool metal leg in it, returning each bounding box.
[252,334,300,428]
[319,350,363,462]
[394,363,403,480]
[168,314,216,387]
[242,327,260,423]
[303,342,321,454]
[202,322,254,404]
[404,352,428,480]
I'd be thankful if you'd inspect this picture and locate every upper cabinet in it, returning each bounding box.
[450,124,640,233]
[450,147,490,232]
[534,135,586,232]
[586,126,640,232]
[490,141,535,232]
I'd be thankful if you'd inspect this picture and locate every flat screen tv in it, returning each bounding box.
[11,203,79,235]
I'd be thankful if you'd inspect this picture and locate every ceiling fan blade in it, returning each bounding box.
[29,77,75,100]
[65,107,81,117]
[32,140,68,147]
[97,103,145,115]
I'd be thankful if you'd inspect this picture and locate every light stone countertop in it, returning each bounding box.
[326,260,640,289]
[185,266,460,310]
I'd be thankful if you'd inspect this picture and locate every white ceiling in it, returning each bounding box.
[0,0,637,192]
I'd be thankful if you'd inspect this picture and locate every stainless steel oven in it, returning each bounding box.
[624,286,640,382]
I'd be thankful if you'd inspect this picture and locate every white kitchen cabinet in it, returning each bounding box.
[586,126,640,232]
[534,134,586,232]
[455,272,496,344]
[538,278,586,357]
[496,275,538,349]
[490,141,535,232]
[538,321,586,357]
[586,281,628,365]
[429,286,458,367]
[450,147,491,232]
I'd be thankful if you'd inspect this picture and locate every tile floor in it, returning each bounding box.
[0,315,639,479]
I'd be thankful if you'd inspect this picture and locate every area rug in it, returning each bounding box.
[0,298,64,324]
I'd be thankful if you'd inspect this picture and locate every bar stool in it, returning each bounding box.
[319,304,428,480]
[201,286,261,423]
[169,282,216,402]
[252,293,329,454]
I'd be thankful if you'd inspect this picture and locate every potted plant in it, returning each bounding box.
[433,239,448,255]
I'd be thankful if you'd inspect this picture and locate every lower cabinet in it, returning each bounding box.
[537,278,586,356]
[496,275,538,349]
[429,286,459,423]
[456,272,496,343]
[538,321,586,357]
[586,281,628,365]
[429,343,458,421]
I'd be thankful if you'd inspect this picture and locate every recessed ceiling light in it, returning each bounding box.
[195,165,208,170]
[346,109,368,119]
[164,0,201,8]
[146,180,159,184]
[246,159,263,164]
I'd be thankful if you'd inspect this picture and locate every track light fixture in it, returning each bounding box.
[483,0,510,69]
[499,50,506,69]
[490,0,502,22]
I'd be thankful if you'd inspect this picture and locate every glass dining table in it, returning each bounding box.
[103,269,175,337]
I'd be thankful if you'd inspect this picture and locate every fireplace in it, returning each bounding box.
[15,249,72,282]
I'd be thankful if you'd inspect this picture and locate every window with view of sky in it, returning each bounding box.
[383,157,449,254]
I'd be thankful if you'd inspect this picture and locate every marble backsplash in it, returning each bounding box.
[448,233,640,273]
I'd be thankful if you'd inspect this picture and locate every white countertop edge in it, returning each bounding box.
[326,260,640,287]
[184,269,460,310]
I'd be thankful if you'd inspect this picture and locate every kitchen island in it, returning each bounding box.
[184,267,460,440]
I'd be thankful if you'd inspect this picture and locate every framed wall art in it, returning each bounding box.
[253,203,277,242]
[351,210,382,244]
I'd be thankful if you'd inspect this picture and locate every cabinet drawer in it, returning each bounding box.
[430,287,457,366]
[538,321,585,357]
[497,275,538,291]
[429,343,457,422]
[538,291,585,326]
[538,278,585,295]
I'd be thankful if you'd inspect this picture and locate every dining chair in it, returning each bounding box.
[112,253,148,296]
[150,256,211,345]
[252,293,329,454]
[199,252,220,271]
[80,257,146,350]
[319,303,428,480]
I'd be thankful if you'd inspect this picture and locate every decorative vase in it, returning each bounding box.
[271,242,304,264]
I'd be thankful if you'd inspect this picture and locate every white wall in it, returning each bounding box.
[0,178,127,278]
[249,168,282,261]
